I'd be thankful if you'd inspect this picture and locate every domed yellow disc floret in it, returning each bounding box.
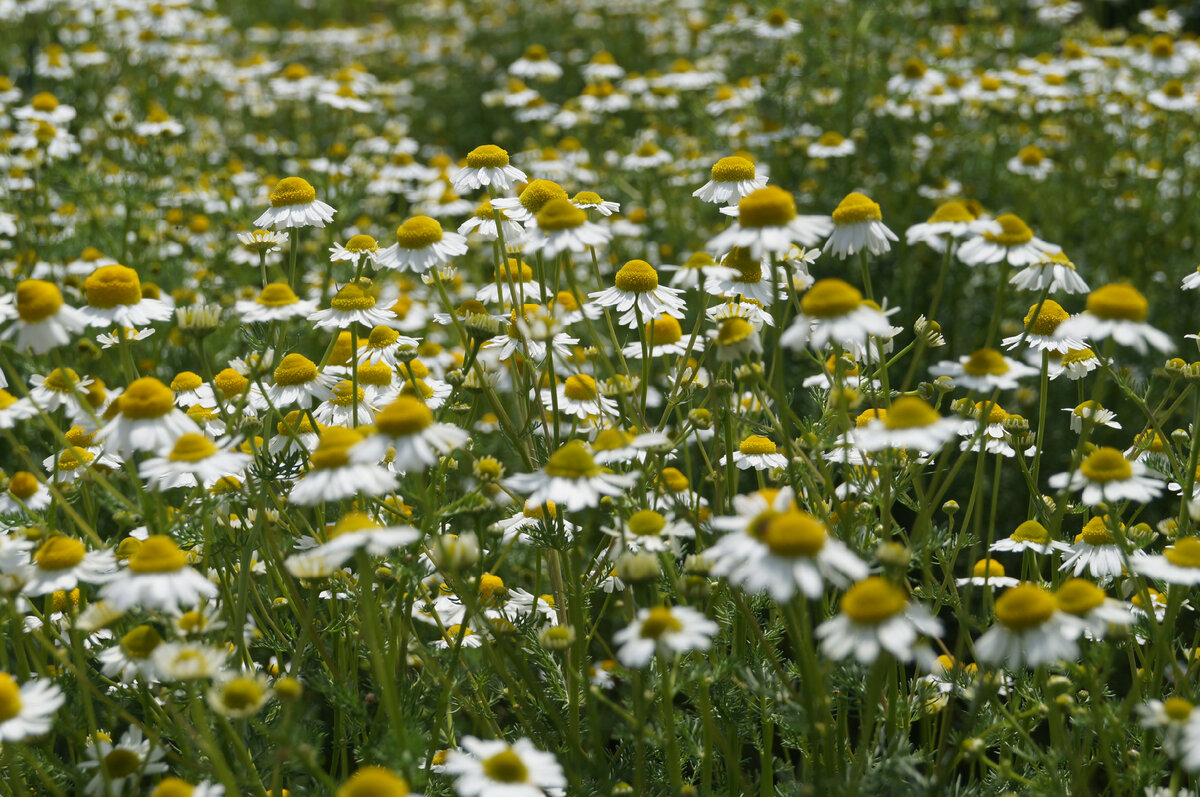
[127,535,188,573]
[330,283,377,312]
[1086,283,1148,322]
[614,260,659,293]
[120,624,162,658]
[927,201,976,224]
[710,155,756,183]
[85,265,142,308]
[375,396,434,437]
[328,511,380,539]
[1017,145,1045,166]
[536,197,587,231]
[1055,578,1106,616]
[572,190,604,206]
[628,509,666,537]
[329,381,364,407]
[715,316,755,346]
[344,234,378,252]
[213,368,248,399]
[816,131,846,147]
[119,378,175,420]
[647,314,682,346]
[983,214,1033,246]
[9,471,39,500]
[0,673,22,722]
[518,180,568,215]
[563,374,598,401]
[168,433,218,463]
[994,583,1056,631]
[801,279,862,318]
[16,279,63,323]
[832,192,883,226]
[1165,537,1200,569]
[255,283,299,307]
[466,144,510,169]
[1011,519,1050,544]
[543,440,600,479]
[638,606,683,639]
[1079,447,1133,483]
[269,177,318,207]
[883,397,941,430]
[738,186,796,228]
[309,427,363,470]
[1024,299,1069,335]
[367,325,400,349]
[1079,516,1116,546]
[971,559,1005,578]
[738,435,778,456]
[395,216,444,249]
[840,577,908,624]
[762,510,827,558]
[44,367,81,393]
[962,348,1010,377]
[34,536,85,571]
[31,91,59,112]
[336,766,411,797]
[171,372,203,393]
[273,354,319,386]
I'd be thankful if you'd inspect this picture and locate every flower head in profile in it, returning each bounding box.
[0,672,64,741]
[97,377,201,454]
[613,605,718,667]
[443,736,565,797]
[80,265,174,328]
[254,176,336,229]
[1049,447,1164,506]
[974,583,1077,669]
[710,186,832,258]
[928,348,1038,391]
[824,192,898,259]
[376,215,468,273]
[452,144,528,193]
[236,282,318,323]
[5,279,87,354]
[1134,537,1200,586]
[816,577,942,664]
[101,535,218,612]
[290,427,399,506]
[692,155,767,205]
[1055,283,1174,355]
[780,279,895,356]
[523,198,610,258]
[905,201,980,252]
[589,260,686,328]
[956,213,1060,266]
[503,440,637,512]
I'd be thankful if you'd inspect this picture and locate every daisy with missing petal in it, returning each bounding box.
[613,605,718,668]
[0,672,64,741]
[1064,401,1120,433]
[1134,537,1200,586]
[1049,447,1164,506]
[710,509,868,602]
[138,433,251,491]
[376,216,468,273]
[957,213,1060,266]
[779,279,894,356]
[101,535,218,612]
[990,520,1071,555]
[4,279,87,354]
[23,535,116,596]
[929,348,1038,391]
[1059,516,1136,584]
[974,584,1077,669]
[97,377,200,454]
[1010,250,1090,295]
[79,265,174,328]
[269,354,338,409]
[693,155,767,205]
[824,192,898,259]
[722,434,786,471]
[523,198,611,258]
[854,396,961,452]
[236,282,319,323]
[452,144,528,193]
[816,577,942,664]
[1055,578,1133,641]
[444,736,566,797]
[1055,283,1175,355]
[351,395,470,469]
[309,282,397,329]
[1047,347,1102,381]
[570,190,620,216]
[290,427,399,506]
[254,176,336,230]
[1001,300,1086,353]
[504,440,637,512]
[589,260,686,328]
[709,186,830,259]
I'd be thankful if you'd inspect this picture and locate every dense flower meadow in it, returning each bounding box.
[5,0,1200,794]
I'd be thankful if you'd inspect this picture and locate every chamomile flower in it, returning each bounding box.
[1047,347,1102,381]
[553,374,618,420]
[0,672,64,741]
[710,186,830,258]
[1055,578,1133,640]
[589,260,686,328]
[1134,537,1200,586]
[1059,516,1136,583]
[807,131,855,158]
[290,427,399,506]
[523,198,611,258]
[452,144,528,193]
[269,354,338,408]
[79,726,168,796]
[704,247,781,306]
[955,559,1020,588]
[621,313,699,359]
[80,265,174,328]
[236,229,287,256]
[138,433,251,490]
[351,395,469,469]
[990,520,1071,555]
[5,279,87,353]
[236,282,318,323]
[302,511,421,569]
[357,325,419,367]
[0,471,51,514]
[254,176,336,229]
[602,508,693,555]
[152,642,227,681]
[503,441,637,512]
[1139,698,1196,762]
[929,348,1038,391]
[443,736,566,797]
[97,377,200,454]
[816,577,942,664]
[309,282,397,329]
[1055,283,1175,355]
[957,213,1061,266]
[722,434,786,471]
[101,535,217,612]
[824,192,898,259]
[23,535,116,596]
[313,381,378,427]
[1049,447,1164,506]
[1064,401,1120,433]
[209,672,271,719]
[613,605,718,668]
[1010,251,1090,294]
[974,584,1077,669]
[779,279,895,355]
[491,179,569,226]
[570,190,619,216]
[1002,300,1085,353]
[337,767,424,797]
[692,155,767,205]
[329,234,381,267]
[904,201,980,252]
[376,216,468,273]
[854,397,961,452]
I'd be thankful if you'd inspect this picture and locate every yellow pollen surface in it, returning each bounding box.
[832,192,883,225]
[269,176,317,207]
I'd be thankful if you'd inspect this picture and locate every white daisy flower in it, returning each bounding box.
[96,377,200,454]
[503,441,637,512]
[957,213,1060,266]
[524,198,611,258]
[459,199,526,243]
[928,348,1038,391]
[3,279,87,354]
[79,726,168,796]
[1010,251,1089,295]
[236,282,319,323]
[807,131,855,158]
[253,176,336,230]
[721,435,786,471]
[0,672,64,741]
[1058,516,1138,584]
[79,265,174,328]
[823,192,898,260]
[443,735,566,797]
[816,577,942,664]
[1048,447,1164,506]
[853,397,961,452]
[451,144,528,193]
[328,233,381,268]
[602,508,694,555]
[300,511,421,569]
[779,279,895,356]
[709,186,831,258]
[954,559,1020,589]
[551,374,618,420]
[904,201,981,252]
[1001,299,1086,353]
[974,584,1078,669]
[351,396,469,470]
[989,520,1071,555]
[570,190,620,216]
[1054,283,1175,355]
[1064,401,1120,433]
[1055,578,1134,641]
[1134,537,1200,586]
[613,605,718,668]
[589,260,686,328]
[23,535,116,596]
[268,354,338,409]
[692,155,767,205]
[289,428,399,506]
[101,536,218,612]
[138,433,251,491]
[376,216,468,273]
[308,282,398,329]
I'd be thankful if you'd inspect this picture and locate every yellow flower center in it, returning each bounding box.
[151,778,195,797]
[763,511,827,558]
[840,577,908,624]
[535,197,587,232]
[628,509,666,537]
[167,433,218,463]
[103,748,142,778]
[31,91,59,111]
[345,234,378,252]
[1163,79,1185,98]
[1055,578,1106,616]
[1164,537,1200,569]
[127,535,188,573]
[614,260,659,293]
[328,382,364,408]
[710,155,756,183]
[801,279,862,318]
[1086,283,1148,322]
[1079,447,1133,483]
[336,767,411,797]
[466,144,510,169]
[715,316,754,346]
[9,471,38,500]
[44,368,80,393]
[1018,145,1045,166]
[592,429,635,451]
[481,749,529,784]
[518,180,568,215]
[310,427,363,470]
[213,368,248,399]
[962,348,1010,376]
[0,390,16,410]
[902,56,926,79]
[269,176,318,207]
[928,201,976,223]
[972,559,1005,578]
[367,325,400,348]
[639,606,684,639]
[1166,697,1194,722]
[478,572,506,601]
[572,190,603,206]
[1079,516,1116,546]
[119,377,175,419]
[57,447,95,471]
[994,584,1057,631]
[395,216,444,249]
[0,674,22,722]
[120,625,163,659]
[738,435,778,456]
[256,283,299,307]
[816,131,846,147]
[1150,35,1175,58]
[1024,300,1069,336]
[561,374,599,402]
[34,536,85,571]
[85,265,142,308]
[738,186,796,228]
[1011,520,1050,543]
[359,364,392,387]
[648,314,682,346]
[171,372,203,393]
[219,677,265,711]
[831,192,883,225]
[883,397,941,430]
[371,395,432,439]
[273,354,319,386]
[983,214,1034,246]
[16,279,63,323]
[1062,347,1096,365]
[543,441,600,479]
[331,283,377,312]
